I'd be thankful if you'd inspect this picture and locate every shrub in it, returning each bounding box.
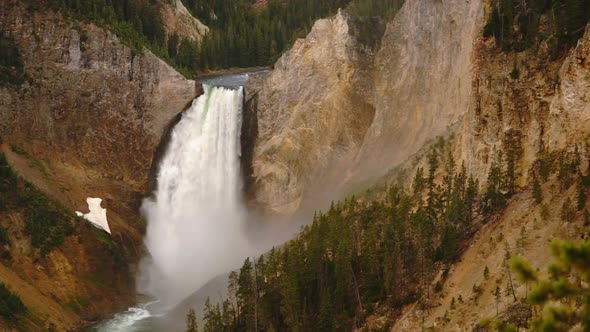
[0,31,25,86]
[0,153,74,256]
[510,63,520,79]
[0,283,26,319]
[560,197,576,222]
[0,226,8,245]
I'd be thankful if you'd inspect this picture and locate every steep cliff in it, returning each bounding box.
[0,3,198,192]
[244,0,590,328]
[0,1,200,329]
[356,0,482,177]
[246,0,483,214]
[160,0,209,42]
[390,20,590,332]
[247,9,375,214]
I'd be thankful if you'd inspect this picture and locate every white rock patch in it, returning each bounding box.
[76,197,111,234]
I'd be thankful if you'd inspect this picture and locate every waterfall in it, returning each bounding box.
[139,84,251,308]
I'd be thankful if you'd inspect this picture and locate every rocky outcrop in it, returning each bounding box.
[0,3,198,192]
[160,0,209,42]
[246,9,375,214]
[460,21,590,188]
[247,0,483,214]
[356,0,483,178]
[246,0,587,218]
[0,1,200,329]
[391,28,590,330]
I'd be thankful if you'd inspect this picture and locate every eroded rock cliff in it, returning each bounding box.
[0,1,200,329]
[0,4,198,192]
[245,0,590,328]
[247,9,375,214]
[393,26,590,330]
[160,0,209,42]
[247,0,483,214]
[356,0,482,177]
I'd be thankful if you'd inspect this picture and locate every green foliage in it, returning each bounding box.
[509,256,537,283]
[511,239,590,331]
[184,0,352,71]
[29,0,193,74]
[0,283,27,320]
[577,161,590,210]
[483,0,589,55]
[0,31,25,86]
[37,0,407,74]
[560,197,576,222]
[186,307,198,332]
[202,297,224,332]
[509,63,520,80]
[346,0,404,48]
[484,151,508,213]
[532,175,543,204]
[22,183,75,256]
[48,0,165,49]
[205,148,494,330]
[0,153,73,256]
[434,281,443,293]
[557,150,578,190]
[0,226,8,245]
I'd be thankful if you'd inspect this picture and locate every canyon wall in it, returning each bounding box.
[246,0,483,214]
[355,0,482,177]
[393,25,590,330]
[0,3,199,192]
[246,0,590,328]
[160,0,209,42]
[0,1,202,329]
[246,9,375,214]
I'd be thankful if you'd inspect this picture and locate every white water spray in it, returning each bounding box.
[139,84,253,307]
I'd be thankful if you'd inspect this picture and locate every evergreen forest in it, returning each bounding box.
[191,141,590,331]
[23,0,404,76]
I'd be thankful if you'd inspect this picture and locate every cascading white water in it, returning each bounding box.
[139,84,252,308]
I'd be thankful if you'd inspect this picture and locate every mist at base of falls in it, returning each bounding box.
[138,84,283,311]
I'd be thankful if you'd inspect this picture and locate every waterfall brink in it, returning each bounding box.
[139,84,250,308]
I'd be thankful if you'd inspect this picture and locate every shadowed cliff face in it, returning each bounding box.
[460,19,590,187]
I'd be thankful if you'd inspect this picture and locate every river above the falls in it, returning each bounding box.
[197,69,271,88]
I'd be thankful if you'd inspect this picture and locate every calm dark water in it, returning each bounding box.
[197,69,271,88]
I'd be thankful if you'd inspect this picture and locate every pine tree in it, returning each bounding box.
[533,175,543,204]
[511,240,590,331]
[465,175,479,224]
[503,146,516,195]
[237,258,255,331]
[484,151,506,213]
[492,285,501,315]
[167,33,179,59]
[186,308,198,332]
[560,197,576,222]
[577,182,587,211]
